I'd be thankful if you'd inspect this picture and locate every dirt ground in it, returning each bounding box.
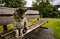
[23,27,55,39]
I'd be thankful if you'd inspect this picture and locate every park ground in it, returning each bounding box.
[0,18,60,39]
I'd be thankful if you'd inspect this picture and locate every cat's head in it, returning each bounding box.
[14,8,28,19]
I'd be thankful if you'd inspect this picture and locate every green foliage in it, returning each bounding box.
[32,0,58,18]
[2,0,26,8]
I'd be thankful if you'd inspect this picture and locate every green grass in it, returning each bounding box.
[27,18,37,25]
[44,18,60,39]
[27,18,43,25]
[0,23,14,32]
[7,23,14,30]
[0,26,4,32]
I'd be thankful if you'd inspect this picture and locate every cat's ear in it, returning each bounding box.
[14,8,19,12]
[24,8,28,12]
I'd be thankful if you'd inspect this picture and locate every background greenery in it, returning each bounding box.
[32,0,59,18]
[2,0,26,8]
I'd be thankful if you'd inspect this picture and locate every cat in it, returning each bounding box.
[13,8,28,38]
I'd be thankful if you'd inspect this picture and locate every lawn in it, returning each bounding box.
[27,18,38,25]
[44,18,60,39]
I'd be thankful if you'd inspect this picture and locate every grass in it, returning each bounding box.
[0,23,14,32]
[28,18,43,25]
[0,26,4,32]
[27,18,37,25]
[44,18,60,39]
[7,23,14,30]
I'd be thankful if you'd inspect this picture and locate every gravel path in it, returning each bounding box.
[23,27,55,39]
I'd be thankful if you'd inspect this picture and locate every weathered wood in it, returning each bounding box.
[0,17,13,25]
[0,7,15,16]
[0,29,14,38]
[0,8,14,39]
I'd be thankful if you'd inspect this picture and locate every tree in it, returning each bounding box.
[2,0,26,8]
[0,0,2,4]
[32,0,58,18]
